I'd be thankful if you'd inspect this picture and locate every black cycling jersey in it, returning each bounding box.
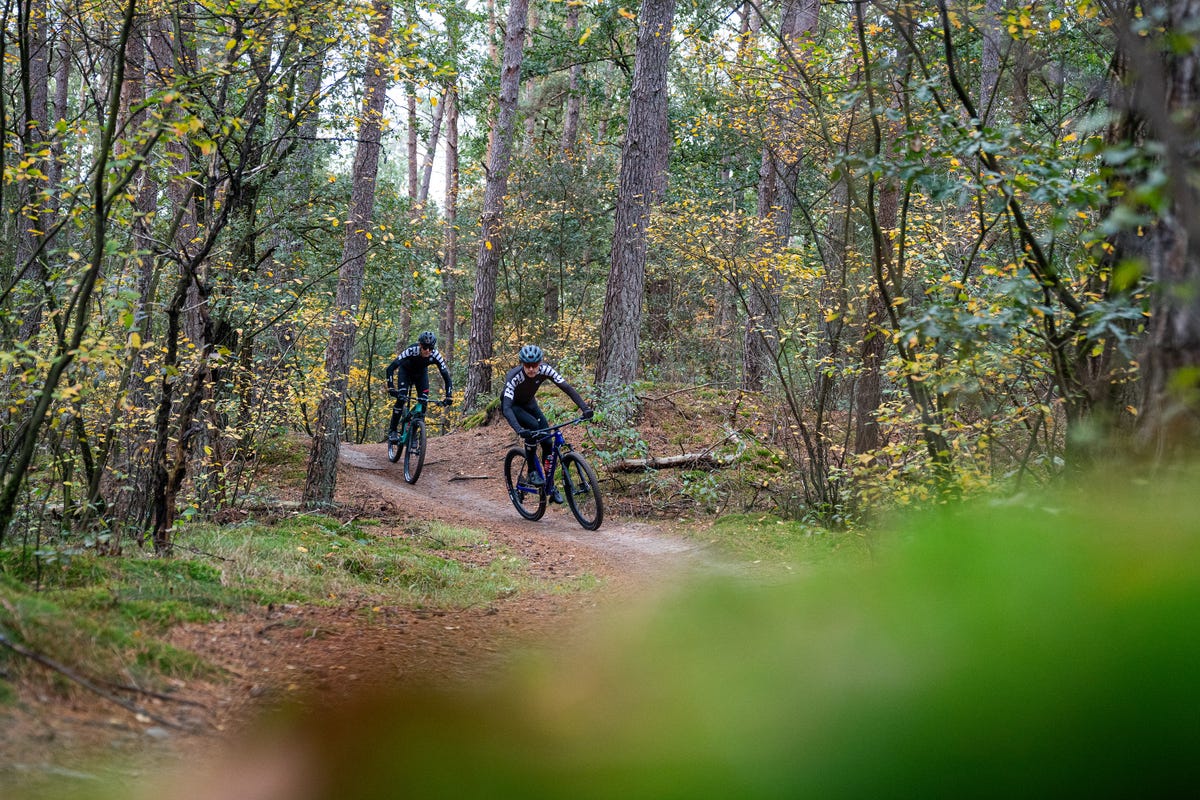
[386,345,452,396]
[500,363,586,432]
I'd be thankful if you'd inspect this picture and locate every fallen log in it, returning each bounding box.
[607,452,735,473]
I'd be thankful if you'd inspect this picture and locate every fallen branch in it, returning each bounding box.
[635,383,718,403]
[608,452,736,473]
[608,426,745,473]
[449,475,490,481]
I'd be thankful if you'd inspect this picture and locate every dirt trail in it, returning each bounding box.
[1,423,711,785]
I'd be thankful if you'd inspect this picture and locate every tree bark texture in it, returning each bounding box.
[559,4,584,155]
[303,0,393,506]
[595,0,677,395]
[441,80,460,370]
[15,0,51,342]
[742,0,818,392]
[417,87,446,207]
[1124,0,1200,457]
[463,0,529,411]
[978,0,1005,125]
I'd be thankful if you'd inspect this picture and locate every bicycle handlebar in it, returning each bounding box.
[523,416,587,438]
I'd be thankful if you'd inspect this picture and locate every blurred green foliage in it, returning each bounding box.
[242,473,1200,799]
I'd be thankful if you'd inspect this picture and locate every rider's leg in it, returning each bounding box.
[389,382,411,434]
[514,406,543,483]
[530,407,552,465]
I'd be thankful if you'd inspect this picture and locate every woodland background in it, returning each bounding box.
[1,0,1198,560]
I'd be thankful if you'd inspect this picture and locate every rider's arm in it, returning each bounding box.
[433,350,452,395]
[548,369,588,413]
[500,395,523,433]
[385,358,401,388]
[500,370,524,433]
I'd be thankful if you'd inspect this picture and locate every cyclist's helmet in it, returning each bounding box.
[417,331,437,348]
[518,344,543,364]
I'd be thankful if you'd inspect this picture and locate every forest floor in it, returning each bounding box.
[1,418,721,794]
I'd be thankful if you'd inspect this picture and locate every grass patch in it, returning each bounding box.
[0,512,564,703]
[699,512,871,568]
[181,513,536,609]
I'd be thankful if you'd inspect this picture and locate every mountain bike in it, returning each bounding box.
[386,391,444,484]
[503,417,603,530]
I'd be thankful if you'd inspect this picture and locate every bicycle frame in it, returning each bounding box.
[523,415,586,484]
[531,429,567,486]
[394,392,429,442]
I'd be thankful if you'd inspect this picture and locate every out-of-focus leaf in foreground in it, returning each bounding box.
[147,476,1200,800]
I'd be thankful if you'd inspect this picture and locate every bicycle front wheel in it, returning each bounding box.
[504,448,546,521]
[561,452,603,530]
[403,418,426,484]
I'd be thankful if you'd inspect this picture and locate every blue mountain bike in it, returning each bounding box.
[504,417,603,530]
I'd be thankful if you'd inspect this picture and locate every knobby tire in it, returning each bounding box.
[404,418,426,484]
[504,448,546,521]
[561,452,603,530]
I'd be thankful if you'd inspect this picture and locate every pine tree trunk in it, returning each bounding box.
[559,4,584,155]
[742,0,818,392]
[441,81,459,369]
[417,87,447,207]
[303,0,394,506]
[463,0,529,411]
[15,0,50,341]
[1128,0,1200,456]
[595,0,677,397]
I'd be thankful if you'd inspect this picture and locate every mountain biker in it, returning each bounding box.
[501,344,593,504]
[385,331,452,443]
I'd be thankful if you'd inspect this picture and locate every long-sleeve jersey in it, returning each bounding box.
[385,345,452,394]
[500,363,587,430]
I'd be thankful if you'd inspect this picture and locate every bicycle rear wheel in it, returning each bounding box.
[504,448,546,521]
[387,430,403,463]
[403,418,426,484]
[561,452,603,530]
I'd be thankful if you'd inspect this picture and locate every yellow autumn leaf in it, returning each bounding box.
[618,7,635,20]
[129,332,142,349]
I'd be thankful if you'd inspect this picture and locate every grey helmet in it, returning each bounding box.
[518,344,543,364]
[417,331,437,348]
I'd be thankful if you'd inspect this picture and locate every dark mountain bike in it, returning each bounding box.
[503,417,603,530]
[387,392,449,483]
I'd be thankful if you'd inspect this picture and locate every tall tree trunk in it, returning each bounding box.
[521,4,540,149]
[441,80,459,370]
[594,0,677,398]
[417,87,447,207]
[462,0,529,411]
[559,4,584,155]
[303,0,394,506]
[1121,0,1200,457]
[404,0,418,204]
[742,0,818,392]
[15,0,51,341]
[979,0,1005,125]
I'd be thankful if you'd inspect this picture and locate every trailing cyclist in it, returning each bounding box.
[385,331,452,443]
[501,344,593,504]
